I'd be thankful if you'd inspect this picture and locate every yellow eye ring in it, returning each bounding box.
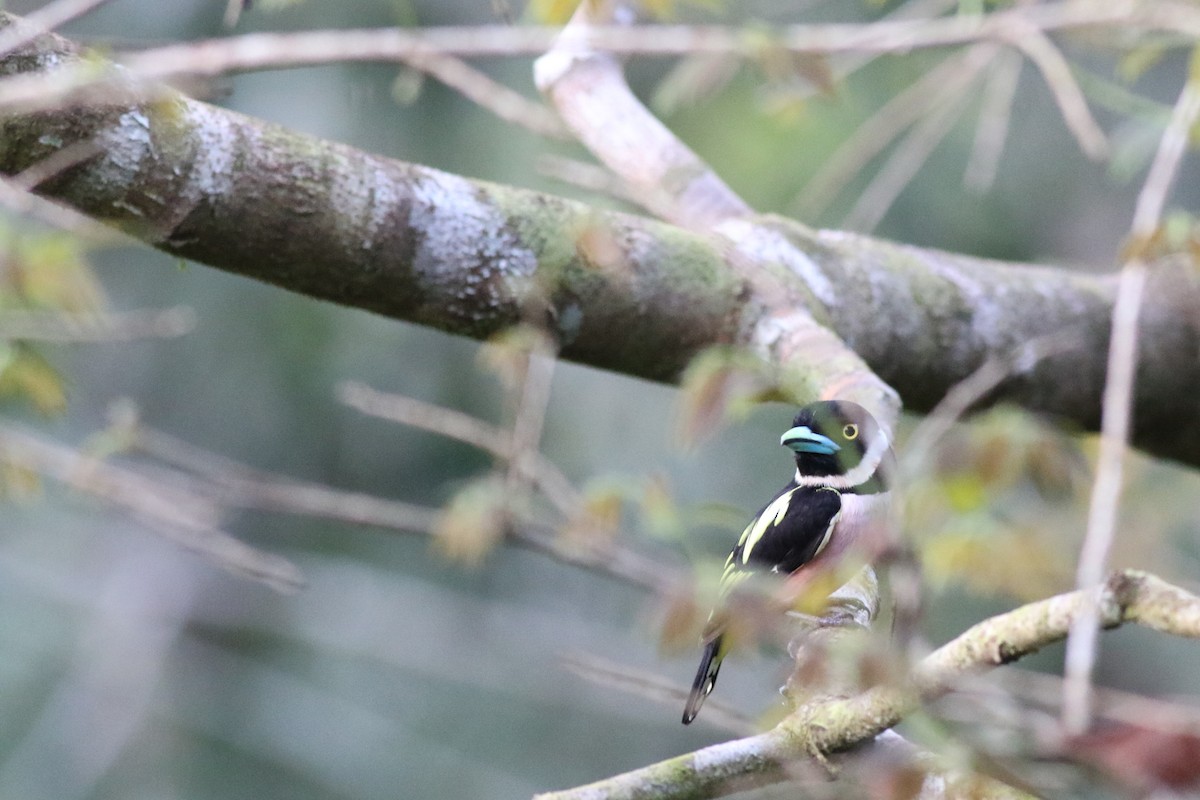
[843,424,859,440]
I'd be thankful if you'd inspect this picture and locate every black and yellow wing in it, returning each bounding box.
[682,484,842,724]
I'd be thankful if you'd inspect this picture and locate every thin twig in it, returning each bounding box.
[337,380,581,515]
[1000,668,1200,738]
[0,0,117,57]
[964,48,1021,192]
[0,423,303,592]
[339,380,507,456]
[1003,22,1108,160]
[0,306,195,342]
[1062,61,1200,736]
[2,5,1198,133]
[124,414,670,591]
[9,137,104,191]
[560,651,755,735]
[796,44,994,221]
[104,6,1200,64]
[0,177,119,239]
[223,0,247,30]
[534,0,751,228]
[842,65,980,232]
[505,349,556,496]
[535,154,641,207]
[1,2,1199,117]
[129,423,442,533]
[901,329,1085,474]
[400,47,569,140]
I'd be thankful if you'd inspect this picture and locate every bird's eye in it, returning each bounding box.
[843,424,859,440]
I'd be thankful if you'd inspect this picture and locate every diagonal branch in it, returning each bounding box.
[122,412,671,592]
[964,48,1022,192]
[0,423,303,592]
[536,570,1200,800]
[366,44,569,140]
[338,380,581,515]
[0,306,195,342]
[0,0,116,57]
[535,2,900,436]
[842,64,978,232]
[796,43,996,221]
[1002,22,1108,160]
[533,1,750,229]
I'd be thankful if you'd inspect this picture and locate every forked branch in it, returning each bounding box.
[536,570,1200,800]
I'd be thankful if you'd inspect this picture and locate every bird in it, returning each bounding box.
[681,400,894,725]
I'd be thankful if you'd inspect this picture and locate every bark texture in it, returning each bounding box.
[3,17,1200,464]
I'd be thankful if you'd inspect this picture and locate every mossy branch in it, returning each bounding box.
[3,15,1200,466]
[536,570,1200,800]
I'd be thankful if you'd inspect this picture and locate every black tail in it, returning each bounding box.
[681,635,723,725]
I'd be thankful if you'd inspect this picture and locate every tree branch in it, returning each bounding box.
[537,570,1200,800]
[537,1,900,438]
[534,1,750,229]
[3,16,1200,467]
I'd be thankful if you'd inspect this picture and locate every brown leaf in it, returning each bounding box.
[675,347,775,447]
[1066,723,1200,794]
[658,585,703,652]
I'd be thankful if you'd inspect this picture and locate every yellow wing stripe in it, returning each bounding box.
[739,488,798,566]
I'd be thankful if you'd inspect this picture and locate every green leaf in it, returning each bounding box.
[640,474,684,541]
[0,346,66,415]
[1118,43,1166,84]
[433,476,510,567]
[478,324,554,394]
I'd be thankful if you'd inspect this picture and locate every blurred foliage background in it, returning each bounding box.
[2,0,1200,798]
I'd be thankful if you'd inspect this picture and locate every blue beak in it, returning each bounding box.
[780,425,841,456]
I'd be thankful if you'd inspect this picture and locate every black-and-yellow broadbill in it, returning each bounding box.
[682,400,894,725]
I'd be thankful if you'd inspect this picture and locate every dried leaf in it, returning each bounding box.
[580,480,622,530]
[561,477,624,550]
[658,585,703,652]
[863,763,931,800]
[574,221,627,275]
[783,566,849,616]
[675,347,775,447]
